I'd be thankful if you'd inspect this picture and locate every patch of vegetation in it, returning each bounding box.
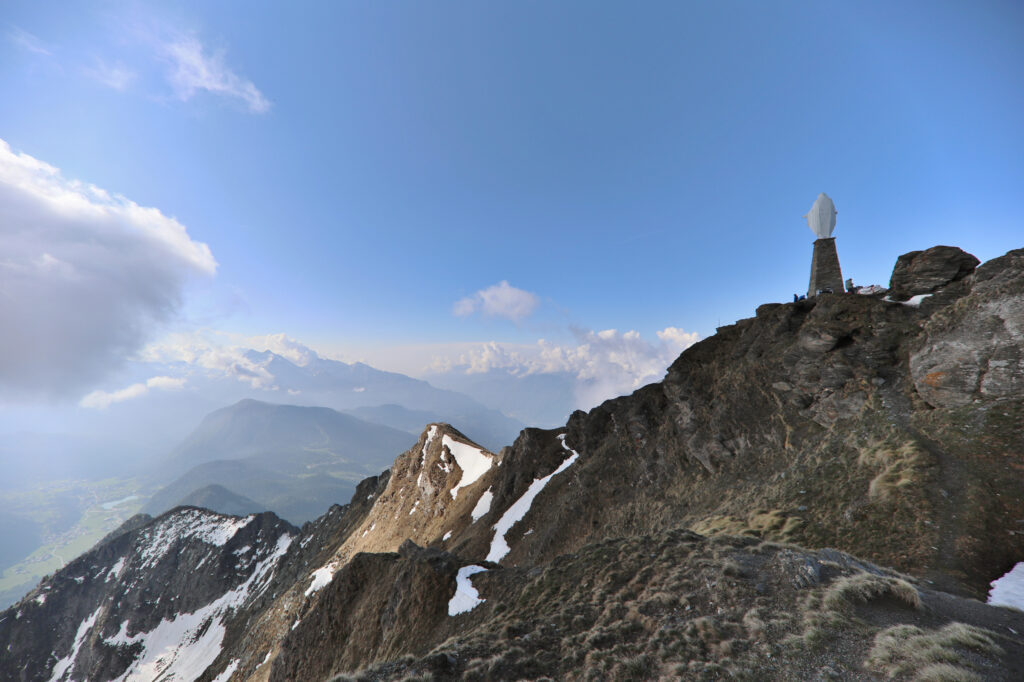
[858,441,927,502]
[822,573,922,612]
[691,508,803,541]
[865,622,1004,680]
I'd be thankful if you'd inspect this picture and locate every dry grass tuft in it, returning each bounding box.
[858,441,926,502]
[822,573,921,612]
[866,622,1004,680]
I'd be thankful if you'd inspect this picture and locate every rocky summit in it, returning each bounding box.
[2,245,1023,681]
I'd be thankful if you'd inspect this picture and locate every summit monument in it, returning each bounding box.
[804,192,844,296]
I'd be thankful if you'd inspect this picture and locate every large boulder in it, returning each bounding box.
[889,246,979,301]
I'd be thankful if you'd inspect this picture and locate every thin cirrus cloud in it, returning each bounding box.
[157,34,270,113]
[7,21,268,113]
[453,281,539,322]
[79,375,187,409]
[0,137,216,401]
[6,25,52,56]
[83,58,137,91]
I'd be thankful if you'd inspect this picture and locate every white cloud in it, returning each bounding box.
[0,138,216,400]
[84,58,136,91]
[431,326,700,409]
[453,281,539,321]
[140,331,277,389]
[145,375,187,391]
[657,326,701,348]
[244,333,316,367]
[140,331,324,389]
[158,35,270,113]
[79,375,186,409]
[7,26,51,56]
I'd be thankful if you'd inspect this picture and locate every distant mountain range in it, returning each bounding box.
[235,351,526,450]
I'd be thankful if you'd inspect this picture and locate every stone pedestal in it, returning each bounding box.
[808,237,844,297]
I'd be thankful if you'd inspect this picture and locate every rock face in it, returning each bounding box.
[0,508,297,682]
[910,248,1024,408]
[888,245,980,300]
[3,244,1024,681]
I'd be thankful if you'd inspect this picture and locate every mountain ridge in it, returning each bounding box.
[4,244,1023,681]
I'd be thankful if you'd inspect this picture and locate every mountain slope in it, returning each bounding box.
[144,400,416,524]
[161,399,415,477]
[144,459,358,525]
[168,484,266,518]
[4,245,1023,681]
[240,353,526,450]
[342,403,525,453]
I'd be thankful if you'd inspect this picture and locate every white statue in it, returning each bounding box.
[803,193,837,239]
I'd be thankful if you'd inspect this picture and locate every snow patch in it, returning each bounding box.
[448,565,487,616]
[989,562,1024,611]
[107,557,126,582]
[443,435,494,499]
[443,531,452,541]
[34,594,45,605]
[212,659,239,682]
[137,509,253,570]
[471,489,493,521]
[305,563,337,597]
[486,434,579,563]
[47,607,100,682]
[421,425,438,468]
[902,293,933,307]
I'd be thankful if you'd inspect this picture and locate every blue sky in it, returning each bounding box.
[1,1,1022,407]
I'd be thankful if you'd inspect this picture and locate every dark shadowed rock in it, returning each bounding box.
[889,246,980,300]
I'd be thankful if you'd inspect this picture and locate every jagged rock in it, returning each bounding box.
[910,248,1024,408]
[889,245,980,300]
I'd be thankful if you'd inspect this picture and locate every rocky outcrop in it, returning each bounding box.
[910,248,1024,408]
[888,245,980,300]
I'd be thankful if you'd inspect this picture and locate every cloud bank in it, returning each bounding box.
[431,326,700,409]
[454,281,539,321]
[0,138,216,400]
[140,331,321,390]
